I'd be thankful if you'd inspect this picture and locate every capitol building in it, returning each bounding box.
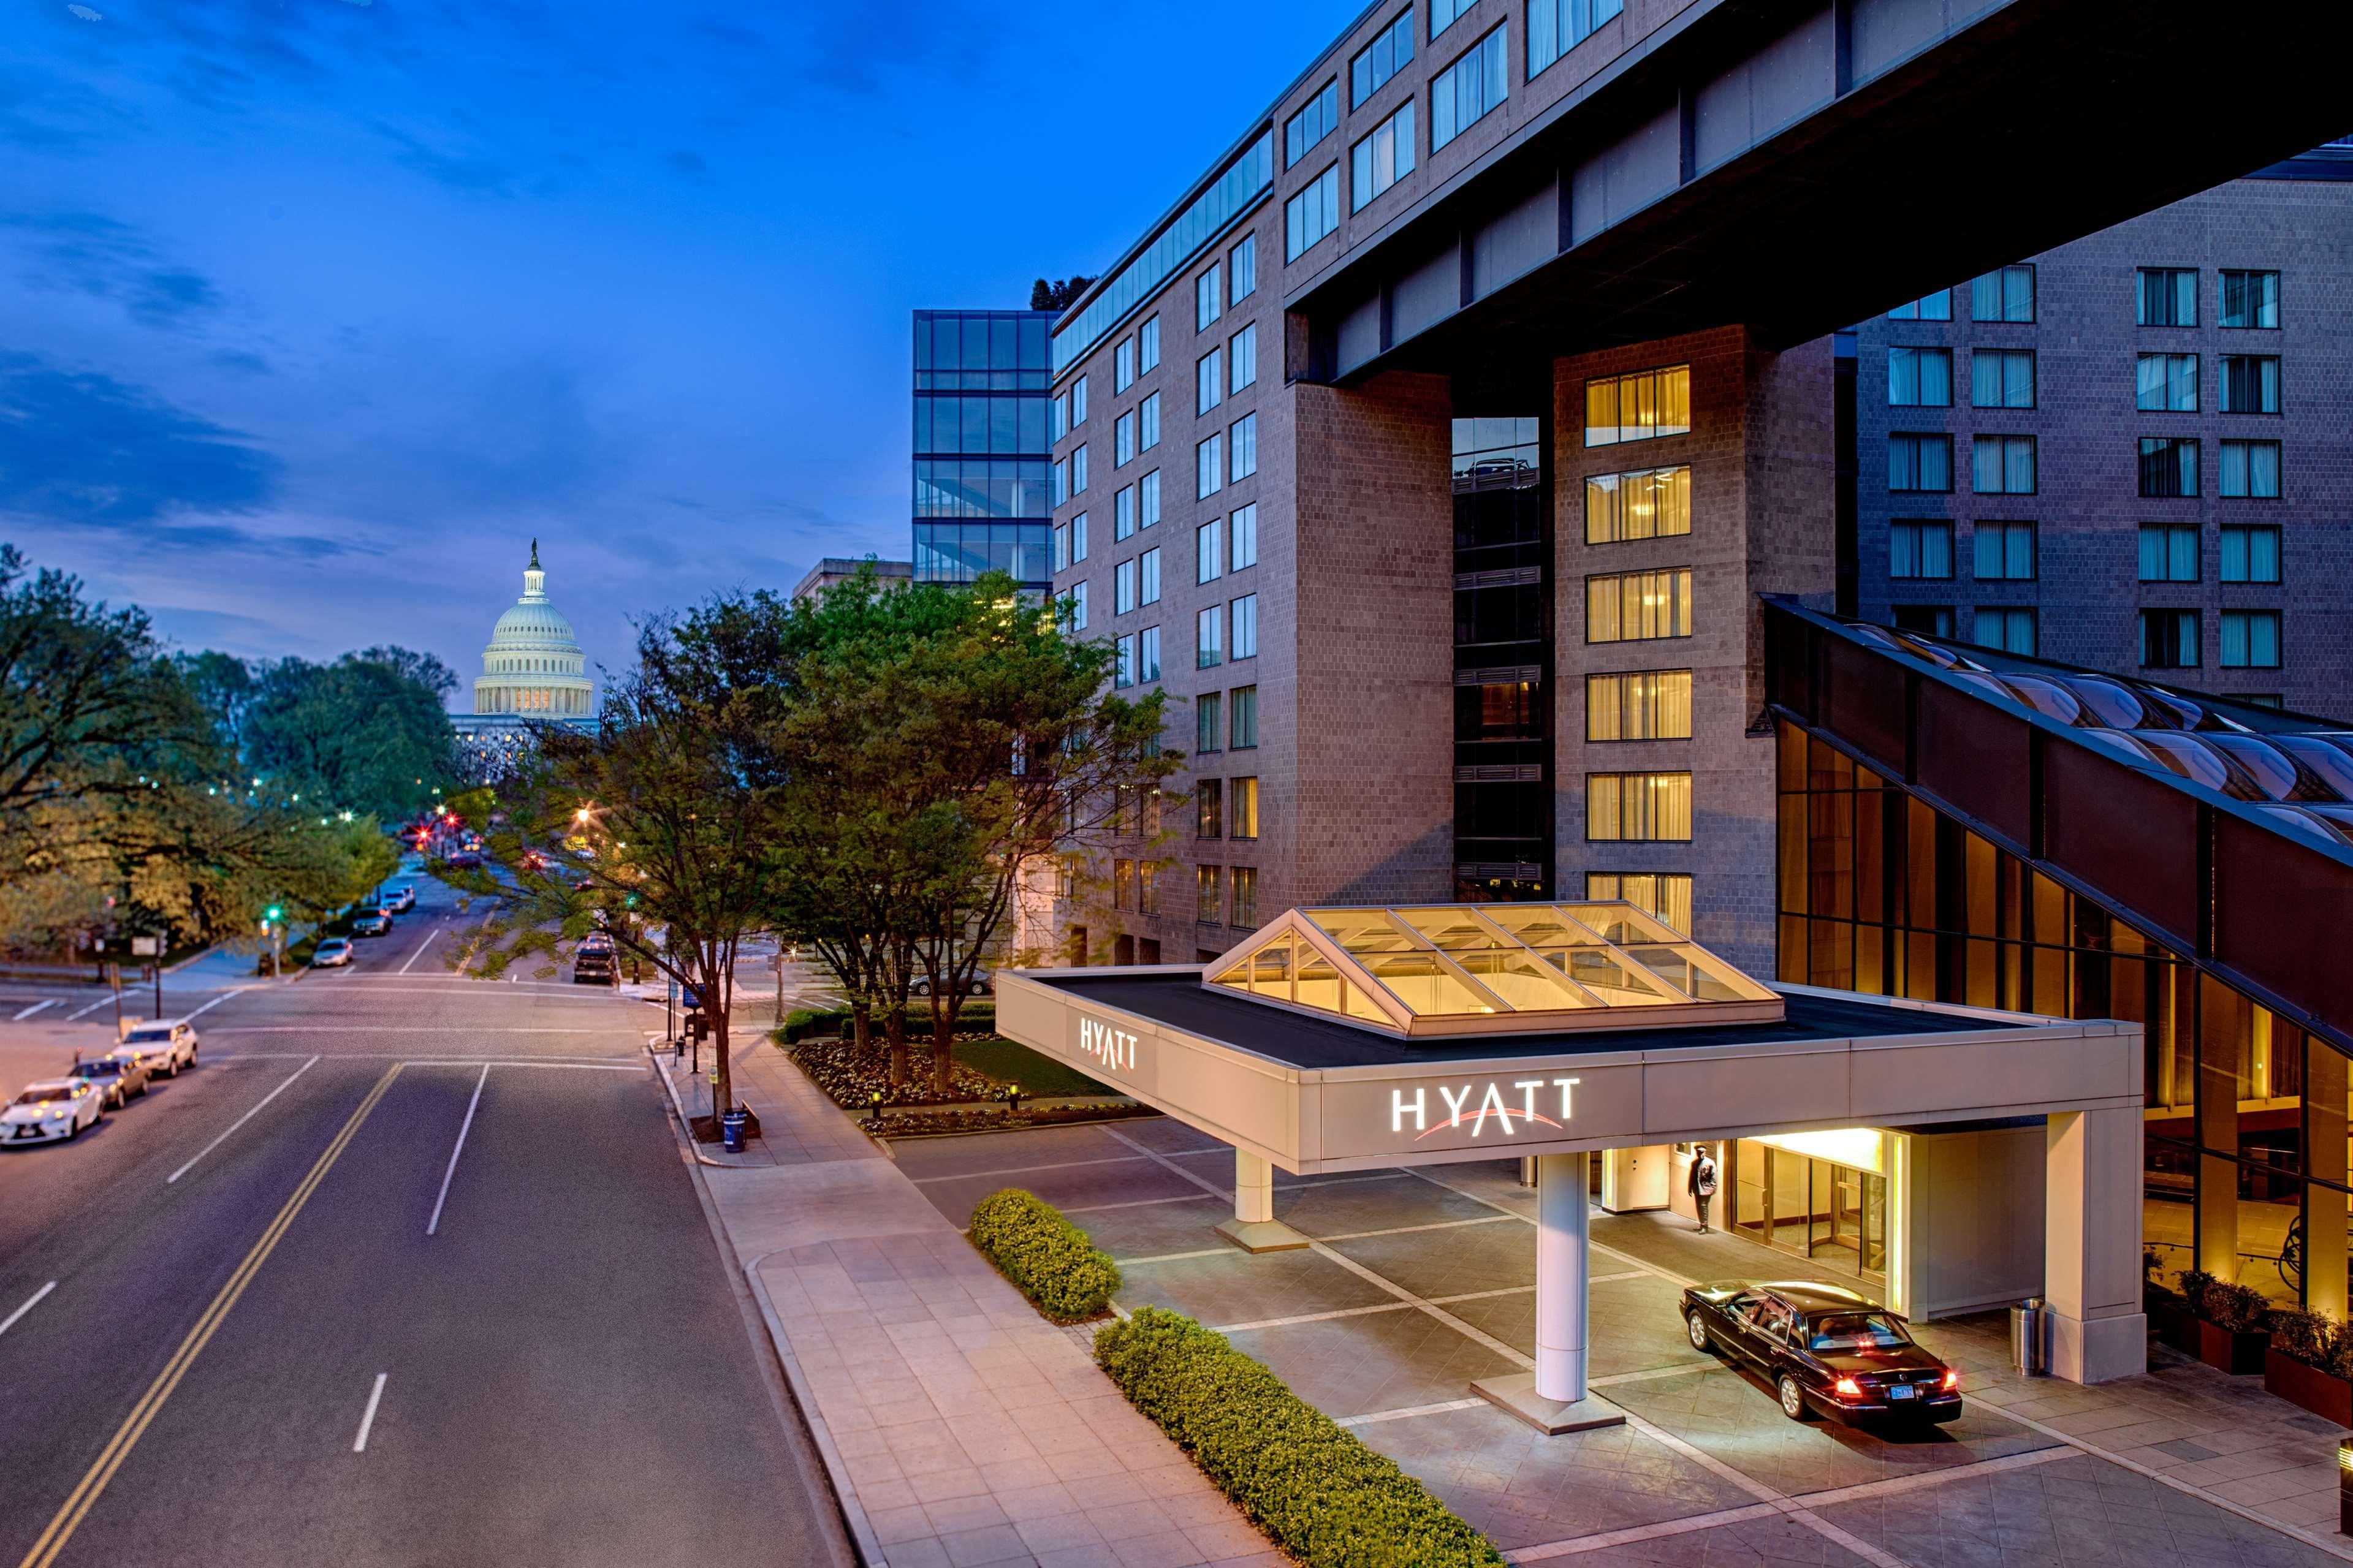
[451,542,596,777]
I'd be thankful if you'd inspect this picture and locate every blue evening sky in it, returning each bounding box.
[2,0,1352,695]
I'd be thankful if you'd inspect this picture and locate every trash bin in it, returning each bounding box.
[721,1107,748,1154]
[2010,1297,2047,1376]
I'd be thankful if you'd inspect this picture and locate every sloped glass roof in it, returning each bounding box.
[1206,903,1784,1038]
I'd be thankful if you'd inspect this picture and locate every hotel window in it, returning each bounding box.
[1052,522,1073,573]
[1072,376,1089,425]
[1114,634,1136,688]
[1431,26,1507,152]
[1586,669,1692,741]
[1230,594,1258,659]
[1138,861,1161,917]
[1586,871,1691,933]
[1888,520,1953,580]
[2221,269,2279,330]
[1071,512,1089,561]
[2140,608,2200,669]
[1140,316,1161,373]
[1231,778,1260,840]
[1971,264,2036,323]
[1071,443,1089,495]
[1197,433,1225,499]
[1196,262,1223,330]
[2137,267,2198,327]
[1116,411,1136,466]
[1140,547,1161,605]
[2220,440,2281,498]
[1586,771,1692,842]
[1051,457,1069,507]
[1141,469,1161,527]
[1112,858,1135,910]
[1051,392,1070,441]
[1230,684,1258,749]
[1139,626,1161,683]
[2136,353,2198,412]
[1115,485,1136,541]
[2221,524,2281,584]
[1230,414,1258,482]
[1115,559,1137,616]
[2221,355,2282,414]
[1974,521,2036,581]
[1285,164,1341,261]
[1197,349,1223,416]
[2221,610,2281,670]
[1140,392,1160,451]
[1351,102,1416,210]
[1583,365,1690,446]
[1230,235,1256,303]
[1196,520,1224,583]
[1351,10,1414,105]
[1196,691,1224,754]
[1065,580,1089,632]
[1197,604,1225,668]
[1972,437,2034,495]
[1887,347,1952,407]
[1115,336,1136,393]
[1888,433,1953,492]
[1197,778,1223,839]
[1230,324,1258,394]
[2138,523,2199,583]
[1283,78,1339,169]
[1431,0,1475,36]
[1887,289,1950,321]
[1230,503,1258,569]
[1529,0,1624,76]
[1196,865,1224,925]
[2139,437,2199,498]
[1231,866,1258,926]
[1972,349,2035,409]
[1586,568,1692,643]
[1972,607,2037,656]
[1585,466,1690,543]
[1891,605,1953,638]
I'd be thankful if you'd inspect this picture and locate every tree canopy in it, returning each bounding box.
[1030,275,1095,312]
[240,647,458,820]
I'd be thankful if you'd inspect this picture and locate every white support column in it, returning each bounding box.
[2045,1107,2148,1384]
[1235,1148,1274,1225]
[1535,1151,1591,1404]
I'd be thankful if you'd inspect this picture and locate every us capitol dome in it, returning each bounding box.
[473,540,594,718]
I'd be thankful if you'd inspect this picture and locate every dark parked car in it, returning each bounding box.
[68,1054,148,1111]
[1680,1280,1961,1425]
[572,935,617,985]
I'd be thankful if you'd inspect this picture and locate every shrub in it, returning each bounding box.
[2178,1268,2271,1333]
[1095,1306,1505,1568]
[2270,1306,2337,1369]
[967,1189,1121,1322]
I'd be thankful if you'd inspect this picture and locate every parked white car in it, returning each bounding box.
[115,1018,200,1078]
[3,1080,105,1145]
[312,938,354,968]
[384,885,416,914]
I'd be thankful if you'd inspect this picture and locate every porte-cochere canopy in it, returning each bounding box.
[1206,903,1784,1039]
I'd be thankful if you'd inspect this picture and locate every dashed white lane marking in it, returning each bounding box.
[11,999,57,1020]
[0,1281,57,1339]
[182,990,245,1020]
[64,994,114,1020]
[352,1373,387,1453]
[397,928,441,974]
[167,1056,321,1185]
[425,1066,490,1237]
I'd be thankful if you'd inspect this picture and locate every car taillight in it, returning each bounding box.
[1833,1376,1862,1399]
[1942,1369,1960,1392]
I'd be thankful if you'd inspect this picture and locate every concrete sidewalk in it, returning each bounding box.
[667,1034,1280,1568]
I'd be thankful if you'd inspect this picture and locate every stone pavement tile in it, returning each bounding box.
[1448,1270,1706,1380]
[1326,1208,1538,1297]
[889,1121,1150,1178]
[1115,1244,1397,1326]
[1223,1303,1517,1417]
[939,1521,1035,1565]
[882,1539,954,1568]
[1106,1116,1230,1156]
[925,1161,1211,1222]
[1015,1512,1109,1555]
[1071,1195,1233,1260]
[1271,1172,1489,1236]
[1182,1517,1276,1561]
[996,1481,1083,1521]
[1090,1499,1180,1541]
[1110,1528,1215,1568]
[926,1494,1012,1534]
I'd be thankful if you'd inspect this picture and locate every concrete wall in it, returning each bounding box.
[1899,1123,2047,1319]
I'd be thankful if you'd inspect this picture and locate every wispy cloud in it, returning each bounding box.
[0,209,224,330]
[0,350,284,527]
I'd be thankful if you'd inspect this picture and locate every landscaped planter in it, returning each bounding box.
[2196,1319,2269,1376]
[2146,1294,2199,1357]
[2264,1348,2353,1425]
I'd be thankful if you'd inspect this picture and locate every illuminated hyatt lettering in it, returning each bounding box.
[1076,1017,1139,1073]
[1391,1077,1580,1139]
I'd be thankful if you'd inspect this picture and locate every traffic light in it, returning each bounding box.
[264,904,284,923]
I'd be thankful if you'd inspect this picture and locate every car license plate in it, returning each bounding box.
[1888,1383,1915,1400]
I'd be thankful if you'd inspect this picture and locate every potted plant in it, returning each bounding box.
[2180,1270,2271,1375]
[2264,1307,2353,1425]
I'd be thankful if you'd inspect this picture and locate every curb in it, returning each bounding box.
[743,1254,893,1568]
[644,1042,726,1167]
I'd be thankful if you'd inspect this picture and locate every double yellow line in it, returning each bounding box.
[17,1064,406,1568]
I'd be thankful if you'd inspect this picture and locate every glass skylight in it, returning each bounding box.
[1205,903,1784,1037]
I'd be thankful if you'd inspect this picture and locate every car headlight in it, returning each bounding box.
[45,1107,67,1119]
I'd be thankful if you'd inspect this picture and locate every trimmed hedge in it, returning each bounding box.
[780,1001,998,1044]
[967,1189,1121,1322]
[1095,1307,1505,1568]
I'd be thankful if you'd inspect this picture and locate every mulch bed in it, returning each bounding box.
[867,1103,1160,1138]
[790,1038,1009,1109]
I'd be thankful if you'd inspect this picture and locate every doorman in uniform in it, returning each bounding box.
[1688,1145,1719,1234]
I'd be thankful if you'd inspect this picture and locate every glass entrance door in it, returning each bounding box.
[1730,1140,1887,1286]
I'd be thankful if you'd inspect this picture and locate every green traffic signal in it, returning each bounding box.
[265,904,284,922]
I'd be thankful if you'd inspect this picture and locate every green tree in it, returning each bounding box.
[243,648,458,819]
[1030,275,1095,312]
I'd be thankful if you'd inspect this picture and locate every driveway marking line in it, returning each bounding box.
[19,1064,403,1568]
[1318,1214,1521,1243]
[0,1281,56,1339]
[397,929,441,974]
[167,1057,321,1185]
[1334,1396,1488,1428]
[353,1373,388,1453]
[910,1155,1150,1184]
[11,999,57,1020]
[202,1026,614,1034]
[425,1066,490,1236]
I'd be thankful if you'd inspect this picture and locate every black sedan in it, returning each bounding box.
[1681,1279,1961,1425]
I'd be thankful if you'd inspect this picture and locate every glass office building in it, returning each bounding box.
[913,309,1053,593]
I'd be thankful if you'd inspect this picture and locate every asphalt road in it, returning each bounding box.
[0,884,849,1568]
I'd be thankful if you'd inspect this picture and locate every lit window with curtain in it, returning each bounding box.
[1586,871,1692,933]
[1586,772,1692,842]
[1585,466,1690,543]
[1585,670,1692,741]
[1583,365,1690,445]
[1196,865,1224,926]
[1586,569,1692,643]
